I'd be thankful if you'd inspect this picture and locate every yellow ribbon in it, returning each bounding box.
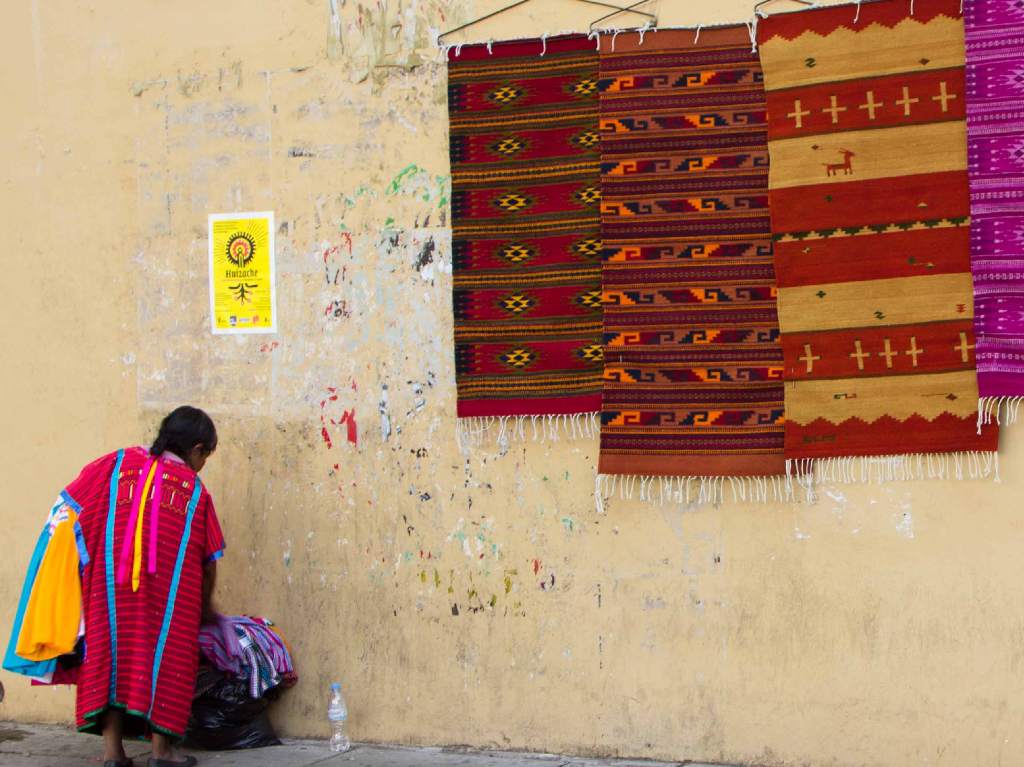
[132,460,158,592]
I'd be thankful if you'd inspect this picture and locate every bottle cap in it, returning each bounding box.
[331,682,341,690]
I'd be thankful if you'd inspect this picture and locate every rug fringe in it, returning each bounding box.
[457,412,600,450]
[977,396,1024,434]
[593,472,795,512]
[785,450,1001,502]
[595,450,1002,511]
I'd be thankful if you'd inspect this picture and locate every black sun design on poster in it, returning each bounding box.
[226,232,257,268]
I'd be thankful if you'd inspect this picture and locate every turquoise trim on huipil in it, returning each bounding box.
[147,478,202,718]
[104,449,126,700]
[60,489,82,513]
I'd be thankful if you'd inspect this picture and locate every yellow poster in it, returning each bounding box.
[208,211,277,334]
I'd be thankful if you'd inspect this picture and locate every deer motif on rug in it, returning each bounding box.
[823,149,855,176]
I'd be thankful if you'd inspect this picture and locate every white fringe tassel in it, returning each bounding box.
[595,450,1002,511]
[457,412,600,450]
[784,450,1001,503]
[977,396,1024,434]
[593,472,797,512]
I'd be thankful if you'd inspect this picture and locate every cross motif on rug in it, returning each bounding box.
[895,86,919,116]
[859,90,883,120]
[800,343,821,373]
[954,332,975,362]
[877,338,897,368]
[905,336,923,366]
[932,81,957,112]
[850,340,870,371]
[822,95,846,124]
[788,99,810,128]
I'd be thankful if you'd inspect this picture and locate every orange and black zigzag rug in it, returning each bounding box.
[598,26,786,480]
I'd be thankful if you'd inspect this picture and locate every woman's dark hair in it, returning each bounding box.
[150,406,218,458]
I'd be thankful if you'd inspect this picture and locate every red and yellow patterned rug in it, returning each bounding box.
[757,0,999,469]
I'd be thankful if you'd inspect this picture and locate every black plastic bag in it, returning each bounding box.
[185,666,282,750]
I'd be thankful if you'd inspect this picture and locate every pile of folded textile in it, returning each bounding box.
[198,615,297,699]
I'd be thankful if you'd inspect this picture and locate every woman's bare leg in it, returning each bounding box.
[150,731,174,760]
[101,709,127,763]
[151,732,193,762]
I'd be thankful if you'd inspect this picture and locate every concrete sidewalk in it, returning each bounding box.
[0,722,731,767]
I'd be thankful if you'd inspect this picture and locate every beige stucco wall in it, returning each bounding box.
[3,1,1024,765]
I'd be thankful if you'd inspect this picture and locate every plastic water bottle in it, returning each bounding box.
[327,682,351,753]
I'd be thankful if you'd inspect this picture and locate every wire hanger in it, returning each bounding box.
[589,0,657,32]
[438,0,657,45]
[752,0,817,19]
[753,0,888,17]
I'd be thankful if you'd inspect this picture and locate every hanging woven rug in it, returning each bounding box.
[965,0,1024,429]
[757,0,999,484]
[597,25,787,505]
[448,35,604,446]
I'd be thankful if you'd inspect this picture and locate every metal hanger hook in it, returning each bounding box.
[439,0,656,46]
[751,0,817,19]
[589,0,657,33]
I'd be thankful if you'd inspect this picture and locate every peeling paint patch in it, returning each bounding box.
[176,68,206,97]
[413,236,435,274]
[896,510,915,539]
[378,385,392,441]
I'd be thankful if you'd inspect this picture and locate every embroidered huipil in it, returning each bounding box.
[69,447,225,738]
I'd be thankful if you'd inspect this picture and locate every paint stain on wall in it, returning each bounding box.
[319,388,358,449]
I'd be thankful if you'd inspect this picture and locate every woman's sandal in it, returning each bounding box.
[103,760,134,767]
[147,758,198,767]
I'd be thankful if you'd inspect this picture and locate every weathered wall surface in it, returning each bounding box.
[3,2,1024,766]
